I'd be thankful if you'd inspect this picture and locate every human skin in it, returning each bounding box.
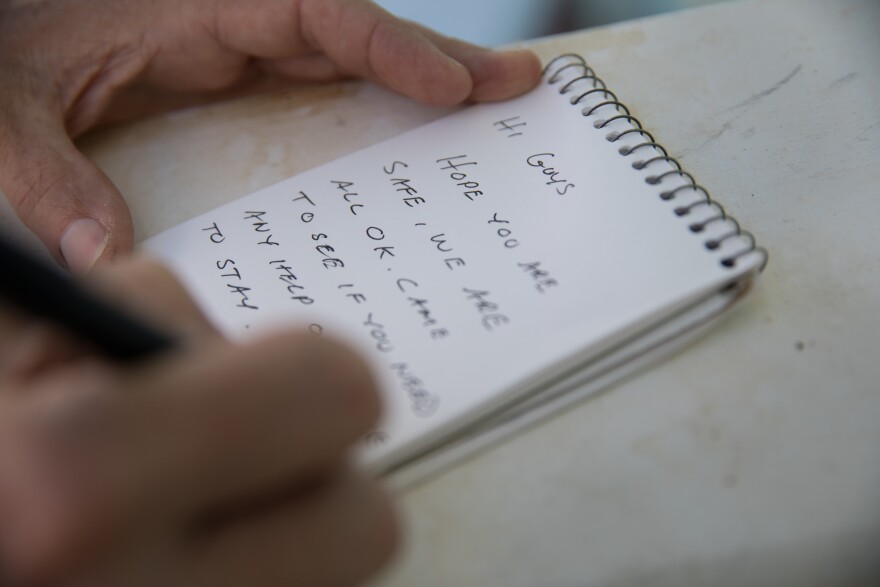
[0,258,398,586]
[0,1,542,584]
[0,0,542,273]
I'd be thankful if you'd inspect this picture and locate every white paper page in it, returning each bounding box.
[142,57,763,469]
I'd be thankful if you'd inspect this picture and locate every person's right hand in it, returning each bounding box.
[0,258,397,586]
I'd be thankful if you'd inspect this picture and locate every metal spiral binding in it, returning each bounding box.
[543,54,768,272]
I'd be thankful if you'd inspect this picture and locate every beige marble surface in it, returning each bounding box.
[3,0,878,585]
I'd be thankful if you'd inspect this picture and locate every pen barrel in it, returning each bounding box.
[0,234,175,361]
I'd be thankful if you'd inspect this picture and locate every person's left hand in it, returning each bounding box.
[0,0,542,273]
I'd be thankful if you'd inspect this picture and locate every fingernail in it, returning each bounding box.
[60,219,109,274]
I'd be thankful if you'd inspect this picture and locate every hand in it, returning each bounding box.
[0,258,397,586]
[0,0,542,273]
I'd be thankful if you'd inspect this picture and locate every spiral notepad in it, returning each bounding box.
[546,54,765,270]
[143,54,766,484]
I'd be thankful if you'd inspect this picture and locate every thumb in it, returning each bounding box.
[0,106,133,273]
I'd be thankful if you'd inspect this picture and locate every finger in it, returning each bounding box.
[0,331,380,572]
[258,53,348,83]
[260,36,539,102]
[0,300,32,365]
[293,0,541,106]
[0,361,122,582]
[87,256,219,343]
[409,24,543,102]
[0,97,134,273]
[130,332,381,514]
[0,297,88,384]
[185,465,398,587]
[297,0,475,106]
[0,256,205,383]
[0,322,84,383]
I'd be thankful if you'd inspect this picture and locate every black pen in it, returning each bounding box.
[0,232,176,361]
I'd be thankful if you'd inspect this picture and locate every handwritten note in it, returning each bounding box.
[143,65,760,470]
